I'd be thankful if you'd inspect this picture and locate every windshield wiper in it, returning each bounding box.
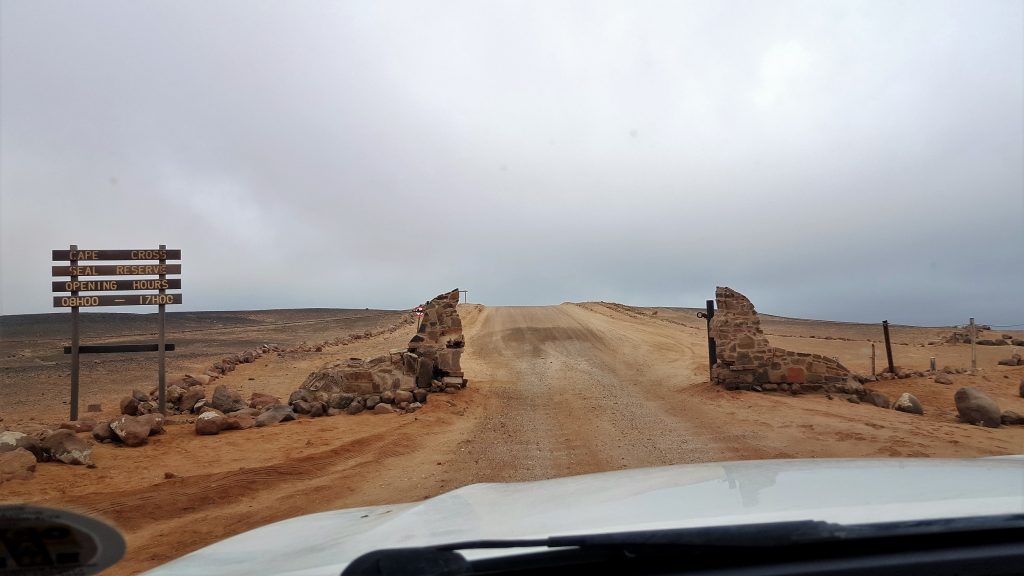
[341,514,1024,576]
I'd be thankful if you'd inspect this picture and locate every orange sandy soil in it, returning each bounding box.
[2,303,1022,574]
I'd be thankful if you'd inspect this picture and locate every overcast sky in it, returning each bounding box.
[1,1,1021,325]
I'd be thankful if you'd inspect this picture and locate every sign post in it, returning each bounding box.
[53,246,182,419]
[696,299,716,383]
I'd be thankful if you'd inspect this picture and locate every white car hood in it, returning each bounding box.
[145,458,1024,576]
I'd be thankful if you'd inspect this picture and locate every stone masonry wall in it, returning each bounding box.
[710,287,852,393]
[296,289,466,413]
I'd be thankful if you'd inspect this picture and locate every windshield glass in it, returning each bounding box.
[1,1,1022,575]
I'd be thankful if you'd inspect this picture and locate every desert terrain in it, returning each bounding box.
[2,301,1023,574]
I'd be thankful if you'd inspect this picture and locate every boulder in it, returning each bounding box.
[997,355,1021,366]
[109,415,152,447]
[178,387,206,413]
[0,448,36,482]
[166,384,186,404]
[137,413,165,435]
[416,357,435,389]
[893,393,923,415]
[407,402,423,413]
[292,400,313,415]
[224,414,255,430]
[934,374,953,385]
[372,403,394,414]
[1001,411,1024,426]
[184,373,212,386]
[132,389,149,402]
[255,405,296,427]
[196,411,227,435]
[249,392,281,411]
[365,395,381,409]
[136,401,157,415]
[328,393,355,410]
[413,389,428,403]
[119,395,140,416]
[345,401,365,415]
[60,419,97,433]
[41,429,92,465]
[228,407,260,418]
[394,390,414,404]
[380,390,396,404]
[954,387,1002,428]
[308,402,326,418]
[865,391,890,409]
[211,385,247,413]
[0,431,44,461]
[91,422,115,443]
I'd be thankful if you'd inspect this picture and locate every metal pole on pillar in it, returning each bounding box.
[697,299,716,383]
[871,342,876,376]
[158,244,167,414]
[882,320,895,374]
[69,244,80,422]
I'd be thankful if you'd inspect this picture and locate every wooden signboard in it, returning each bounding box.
[54,244,182,419]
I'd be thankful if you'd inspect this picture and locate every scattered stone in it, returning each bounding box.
[136,401,157,415]
[291,400,313,415]
[132,389,149,403]
[224,414,255,430]
[345,401,365,415]
[380,390,396,404]
[166,384,186,404]
[328,393,355,409]
[0,448,36,482]
[164,471,177,479]
[308,402,326,418]
[413,389,428,403]
[119,395,140,416]
[934,374,954,385]
[1001,411,1024,426]
[365,395,381,409]
[865,391,891,409]
[0,431,44,461]
[444,387,459,394]
[327,408,345,417]
[846,396,861,404]
[289,389,314,405]
[211,385,247,413]
[195,411,227,435]
[893,393,923,415]
[59,418,97,433]
[178,387,206,413]
[41,429,93,465]
[394,390,414,404]
[249,392,281,411]
[91,422,115,443]
[372,403,394,414]
[137,413,165,435]
[109,415,152,447]
[997,354,1022,367]
[954,387,1002,428]
[407,402,423,413]
[255,405,296,427]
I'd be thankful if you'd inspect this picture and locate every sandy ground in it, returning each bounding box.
[2,303,1023,574]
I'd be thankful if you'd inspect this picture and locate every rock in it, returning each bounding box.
[60,418,96,433]
[308,402,326,418]
[137,401,157,415]
[224,414,255,430]
[865,391,890,409]
[184,373,212,386]
[1012,339,1024,346]
[365,395,381,409]
[197,405,223,416]
[327,408,345,417]
[954,387,1002,428]
[249,392,281,411]
[416,357,435,388]
[291,400,313,415]
[41,429,92,465]
[372,403,394,414]
[137,413,165,435]
[345,401,365,415]
[91,422,115,443]
[394,390,414,404]
[380,390,395,404]
[255,405,296,427]
[413,389,428,403]
[178,387,206,413]
[132,389,149,402]
[119,395,140,416]
[0,448,36,482]
[211,385,247,413]
[934,374,954,385]
[195,411,227,435]
[846,396,861,404]
[893,393,923,415]
[441,376,464,389]
[997,356,1020,366]
[166,384,186,404]
[109,415,152,447]
[444,387,459,394]
[289,389,314,405]
[1001,411,1024,426]
[328,393,355,409]
[1020,378,1024,398]
[407,402,423,412]
[0,431,44,461]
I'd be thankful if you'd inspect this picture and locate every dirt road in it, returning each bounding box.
[3,303,1022,574]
